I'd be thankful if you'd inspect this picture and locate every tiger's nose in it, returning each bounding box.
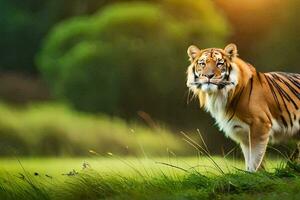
[204,73,214,79]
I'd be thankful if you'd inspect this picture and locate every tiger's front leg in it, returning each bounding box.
[241,122,270,172]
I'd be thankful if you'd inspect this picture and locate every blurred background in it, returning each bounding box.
[0,0,299,157]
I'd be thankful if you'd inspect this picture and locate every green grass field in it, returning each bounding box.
[1,156,300,200]
[1,103,299,199]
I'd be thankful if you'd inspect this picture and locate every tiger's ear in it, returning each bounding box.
[224,43,238,59]
[187,45,200,62]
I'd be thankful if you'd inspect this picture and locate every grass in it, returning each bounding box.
[0,103,194,156]
[0,103,299,199]
[0,157,245,177]
[1,156,299,200]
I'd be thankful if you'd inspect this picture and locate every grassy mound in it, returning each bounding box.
[0,103,192,156]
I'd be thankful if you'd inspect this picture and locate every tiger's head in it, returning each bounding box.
[186,43,239,94]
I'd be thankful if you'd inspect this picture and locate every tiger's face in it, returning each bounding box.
[186,44,238,93]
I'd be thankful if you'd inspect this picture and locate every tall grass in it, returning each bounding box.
[0,103,193,156]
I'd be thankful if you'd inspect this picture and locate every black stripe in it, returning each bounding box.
[256,71,263,86]
[271,73,298,109]
[264,74,282,112]
[280,115,288,127]
[224,64,231,81]
[248,77,253,102]
[287,76,300,89]
[279,77,300,99]
[268,75,293,127]
[276,72,300,88]
[227,86,245,122]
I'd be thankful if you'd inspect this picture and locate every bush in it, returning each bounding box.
[37,1,230,122]
[0,103,193,156]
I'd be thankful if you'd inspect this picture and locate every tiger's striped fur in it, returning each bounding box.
[186,44,300,172]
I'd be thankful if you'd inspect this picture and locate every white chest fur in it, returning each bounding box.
[204,92,250,143]
[201,62,250,143]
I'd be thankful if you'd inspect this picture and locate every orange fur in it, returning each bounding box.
[186,43,300,172]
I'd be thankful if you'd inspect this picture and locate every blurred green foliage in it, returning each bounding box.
[0,103,193,156]
[0,0,58,72]
[37,1,230,121]
[254,0,300,73]
[0,0,145,72]
[2,0,299,155]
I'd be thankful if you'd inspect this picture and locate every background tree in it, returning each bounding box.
[37,1,230,125]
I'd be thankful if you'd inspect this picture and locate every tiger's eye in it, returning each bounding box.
[198,60,205,67]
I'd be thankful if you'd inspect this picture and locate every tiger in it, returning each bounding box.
[186,43,300,172]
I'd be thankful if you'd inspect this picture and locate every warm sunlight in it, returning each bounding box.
[0,0,299,199]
